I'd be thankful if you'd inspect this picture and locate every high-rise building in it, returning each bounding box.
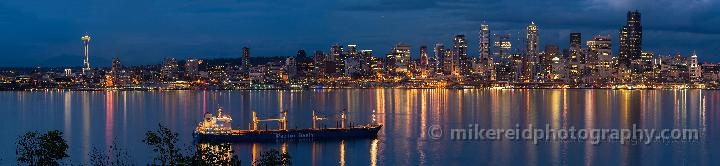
[523,22,539,82]
[419,46,429,69]
[109,57,122,86]
[419,46,429,77]
[330,44,345,76]
[587,35,612,62]
[479,23,491,60]
[392,43,411,73]
[434,43,446,74]
[477,23,495,80]
[81,34,92,75]
[185,58,200,80]
[161,58,179,82]
[453,35,468,76]
[570,32,582,48]
[587,35,613,83]
[526,22,539,55]
[619,10,642,67]
[493,34,512,59]
[241,47,250,73]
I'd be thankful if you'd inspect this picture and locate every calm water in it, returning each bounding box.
[0,89,718,165]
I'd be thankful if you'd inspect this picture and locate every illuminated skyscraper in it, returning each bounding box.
[434,43,446,74]
[570,32,582,48]
[81,34,92,75]
[419,46,429,69]
[478,23,495,80]
[392,43,411,73]
[241,47,250,73]
[587,35,612,62]
[619,10,642,67]
[524,22,539,82]
[479,23,491,60]
[453,35,468,76]
[493,33,512,59]
[526,22,539,55]
[419,46,429,77]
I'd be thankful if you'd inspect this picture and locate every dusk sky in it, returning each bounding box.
[1,0,718,67]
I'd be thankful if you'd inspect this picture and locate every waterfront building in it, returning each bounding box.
[477,23,495,81]
[701,63,720,83]
[391,43,411,74]
[586,35,614,84]
[521,22,539,82]
[185,58,201,80]
[419,46,429,77]
[453,35,469,77]
[241,47,251,75]
[493,33,512,59]
[161,58,179,82]
[619,10,643,68]
[433,43,446,75]
[689,51,702,82]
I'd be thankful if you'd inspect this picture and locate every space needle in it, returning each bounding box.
[81,34,91,75]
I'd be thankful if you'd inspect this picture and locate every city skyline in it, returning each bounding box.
[1,0,719,67]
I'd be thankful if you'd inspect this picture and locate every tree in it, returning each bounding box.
[188,143,241,166]
[16,130,69,166]
[142,124,188,165]
[254,148,292,166]
[87,141,132,166]
[143,124,241,165]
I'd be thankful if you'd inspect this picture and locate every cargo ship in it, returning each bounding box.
[193,108,382,142]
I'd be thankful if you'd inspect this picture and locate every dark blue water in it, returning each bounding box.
[0,89,718,165]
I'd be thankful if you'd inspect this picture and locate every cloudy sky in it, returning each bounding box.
[0,0,718,67]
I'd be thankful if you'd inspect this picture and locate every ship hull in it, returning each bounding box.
[194,125,382,142]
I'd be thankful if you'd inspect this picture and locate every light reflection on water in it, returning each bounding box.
[0,89,717,165]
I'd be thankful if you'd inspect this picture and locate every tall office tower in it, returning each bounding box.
[419,46,429,77]
[296,49,312,78]
[444,49,454,75]
[587,35,612,62]
[688,51,702,82]
[81,34,92,75]
[360,50,373,76]
[523,22,539,82]
[241,47,251,73]
[493,34,512,59]
[330,44,344,75]
[619,10,642,67]
[111,57,122,75]
[185,58,200,80]
[161,58,179,81]
[313,50,327,77]
[526,22,539,55]
[110,57,122,86]
[434,43,446,74]
[570,33,582,48]
[477,23,495,80]
[479,23,491,60]
[347,44,359,58]
[419,46,429,69]
[392,43,411,73]
[587,35,613,83]
[453,35,468,76]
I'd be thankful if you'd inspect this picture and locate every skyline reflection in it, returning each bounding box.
[0,89,716,165]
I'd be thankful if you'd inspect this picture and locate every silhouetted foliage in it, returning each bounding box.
[143,123,241,165]
[188,143,241,166]
[254,148,292,166]
[143,124,188,165]
[87,141,132,166]
[16,130,69,166]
